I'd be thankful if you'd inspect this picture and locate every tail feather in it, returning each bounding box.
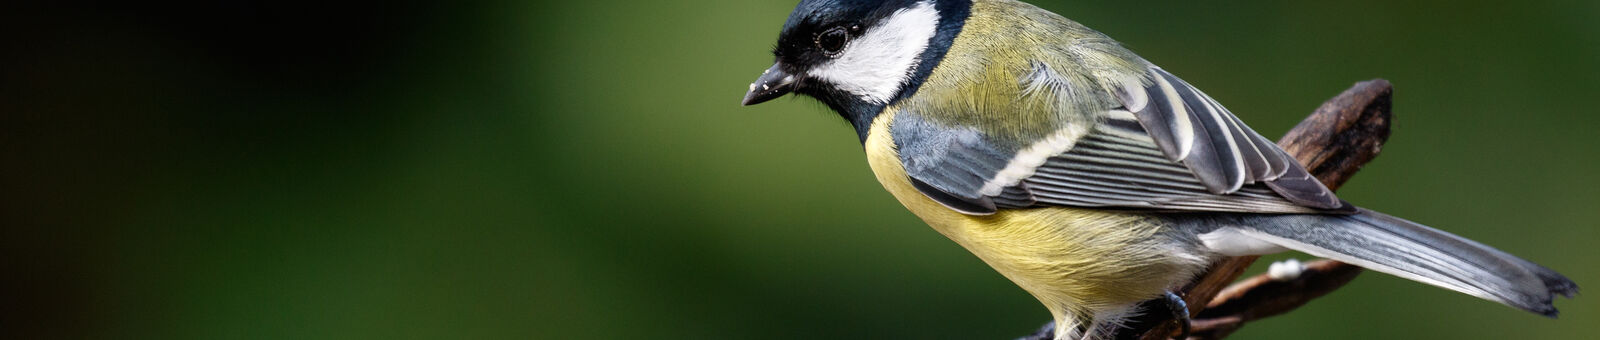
[1511,256,1580,301]
[1224,208,1577,317]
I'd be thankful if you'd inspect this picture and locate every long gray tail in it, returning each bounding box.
[1218,208,1577,316]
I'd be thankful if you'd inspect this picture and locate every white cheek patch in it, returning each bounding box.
[807,1,939,104]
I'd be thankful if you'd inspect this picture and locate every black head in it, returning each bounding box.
[742,0,971,142]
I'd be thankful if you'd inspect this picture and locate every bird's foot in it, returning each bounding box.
[1163,291,1191,340]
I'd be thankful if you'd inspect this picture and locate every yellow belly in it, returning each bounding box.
[861,111,1207,330]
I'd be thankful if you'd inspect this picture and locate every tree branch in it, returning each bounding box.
[1133,79,1393,340]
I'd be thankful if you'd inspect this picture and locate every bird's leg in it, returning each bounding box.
[1013,321,1056,340]
[1114,291,1191,340]
[1163,291,1192,339]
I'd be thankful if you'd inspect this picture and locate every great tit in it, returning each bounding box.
[741,0,1577,339]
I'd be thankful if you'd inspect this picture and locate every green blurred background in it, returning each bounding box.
[4,1,1597,339]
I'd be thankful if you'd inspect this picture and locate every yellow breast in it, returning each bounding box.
[861,110,1208,330]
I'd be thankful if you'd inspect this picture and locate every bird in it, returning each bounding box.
[740,0,1578,339]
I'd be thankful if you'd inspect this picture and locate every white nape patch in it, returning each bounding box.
[807,1,939,104]
[1268,258,1305,281]
[977,123,1092,196]
[1198,227,1288,256]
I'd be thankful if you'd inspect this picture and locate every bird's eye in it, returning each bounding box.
[815,27,850,57]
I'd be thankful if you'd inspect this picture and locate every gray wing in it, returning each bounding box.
[894,66,1350,215]
[1116,66,1344,210]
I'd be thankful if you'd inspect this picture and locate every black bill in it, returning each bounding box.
[741,63,796,106]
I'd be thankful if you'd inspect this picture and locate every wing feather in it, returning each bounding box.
[1124,67,1349,211]
[1016,125,1320,213]
[892,64,1350,215]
